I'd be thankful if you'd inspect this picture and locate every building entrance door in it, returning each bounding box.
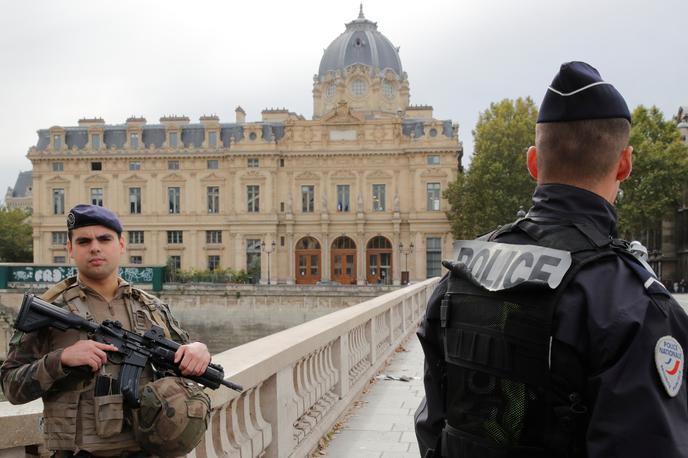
[295,237,321,285]
[331,236,356,285]
[366,236,392,285]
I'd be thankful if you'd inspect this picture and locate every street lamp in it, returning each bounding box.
[261,240,276,285]
[399,242,414,285]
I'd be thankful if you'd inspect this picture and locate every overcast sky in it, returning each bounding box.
[0,0,685,203]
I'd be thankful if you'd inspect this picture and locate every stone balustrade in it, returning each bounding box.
[0,278,438,458]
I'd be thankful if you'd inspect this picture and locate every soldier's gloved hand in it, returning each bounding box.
[60,340,118,372]
[174,342,211,377]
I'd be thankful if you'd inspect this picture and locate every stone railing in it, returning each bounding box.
[0,278,438,458]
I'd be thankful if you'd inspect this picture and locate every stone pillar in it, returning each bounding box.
[262,367,297,458]
[357,233,366,285]
[286,221,295,285]
[321,225,330,281]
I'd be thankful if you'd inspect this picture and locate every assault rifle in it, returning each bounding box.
[15,293,243,407]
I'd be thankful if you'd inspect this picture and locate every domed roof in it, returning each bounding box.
[318,6,403,79]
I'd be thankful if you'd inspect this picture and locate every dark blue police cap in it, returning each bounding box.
[537,61,631,124]
[67,204,123,234]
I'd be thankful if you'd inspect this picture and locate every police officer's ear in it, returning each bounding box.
[526,146,539,181]
[615,146,633,182]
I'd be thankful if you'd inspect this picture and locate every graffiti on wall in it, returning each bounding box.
[10,266,154,284]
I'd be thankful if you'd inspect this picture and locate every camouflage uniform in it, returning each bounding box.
[0,276,189,457]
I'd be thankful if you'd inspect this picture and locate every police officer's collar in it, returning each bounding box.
[528,183,618,238]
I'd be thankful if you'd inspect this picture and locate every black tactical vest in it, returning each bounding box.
[439,218,621,458]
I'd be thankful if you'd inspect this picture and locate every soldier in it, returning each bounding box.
[415,62,688,457]
[0,204,212,457]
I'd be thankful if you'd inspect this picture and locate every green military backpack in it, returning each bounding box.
[132,377,211,457]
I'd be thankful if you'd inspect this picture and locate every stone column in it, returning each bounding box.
[286,222,294,285]
[357,233,366,285]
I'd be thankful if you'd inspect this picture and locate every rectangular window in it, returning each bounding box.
[129,231,144,244]
[168,255,181,270]
[92,133,100,149]
[426,237,442,278]
[280,202,285,212]
[208,131,217,146]
[206,230,222,244]
[337,184,350,212]
[129,161,141,171]
[247,158,259,168]
[301,185,315,213]
[427,155,440,165]
[168,187,181,214]
[52,162,64,172]
[247,185,260,212]
[90,188,103,206]
[279,158,285,167]
[427,183,441,211]
[372,184,386,211]
[51,231,67,245]
[246,239,261,282]
[53,135,62,149]
[207,186,220,213]
[167,230,183,244]
[169,132,178,148]
[91,162,102,171]
[53,188,65,215]
[129,255,143,265]
[280,236,285,247]
[130,133,139,149]
[129,187,141,214]
[207,159,219,169]
[208,255,220,271]
[53,256,66,264]
[168,160,179,170]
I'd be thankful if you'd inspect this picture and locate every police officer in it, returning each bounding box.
[414,62,688,457]
[0,204,212,457]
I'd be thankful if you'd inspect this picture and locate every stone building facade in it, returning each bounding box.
[27,9,462,285]
[4,171,32,212]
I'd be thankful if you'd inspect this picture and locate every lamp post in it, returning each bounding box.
[399,242,414,285]
[261,240,276,285]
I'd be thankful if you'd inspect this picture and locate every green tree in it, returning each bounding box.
[617,106,688,238]
[445,97,538,239]
[0,207,33,262]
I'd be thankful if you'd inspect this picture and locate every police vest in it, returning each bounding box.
[439,219,624,458]
[38,276,186,454]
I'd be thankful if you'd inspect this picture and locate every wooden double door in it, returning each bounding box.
[331,236,357,285]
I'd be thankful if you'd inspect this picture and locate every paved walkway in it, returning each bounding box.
[322,335,424,457]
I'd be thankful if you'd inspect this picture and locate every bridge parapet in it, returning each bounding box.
[0,278,438,458]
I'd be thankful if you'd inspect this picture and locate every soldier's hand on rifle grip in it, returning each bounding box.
[60,340,118,372]
[174,342,211,377]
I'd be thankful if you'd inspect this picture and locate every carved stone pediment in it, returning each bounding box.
[322,101,365,125]
[122,174,146,184]
[295,171,321,181]
[239,170,266,181]
[46,176,71,185]
[161,172,185,182]
[84,175,108,184]
[200,172,224,182]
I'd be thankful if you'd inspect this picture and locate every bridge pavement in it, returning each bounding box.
[322,293,688,457]
[321,334,424,457]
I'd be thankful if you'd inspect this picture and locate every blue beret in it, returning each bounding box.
[537,61,631,123]
[67,204,123,234]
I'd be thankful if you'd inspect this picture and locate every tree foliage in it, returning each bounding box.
[617,106,688,238]
[445,97,538,239]
[0,207,32,262]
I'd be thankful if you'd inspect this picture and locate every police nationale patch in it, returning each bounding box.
[655,336,684,398]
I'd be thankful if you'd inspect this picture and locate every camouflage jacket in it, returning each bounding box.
[0,276,189,453]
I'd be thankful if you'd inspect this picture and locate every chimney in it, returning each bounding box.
[235,106,246,124]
